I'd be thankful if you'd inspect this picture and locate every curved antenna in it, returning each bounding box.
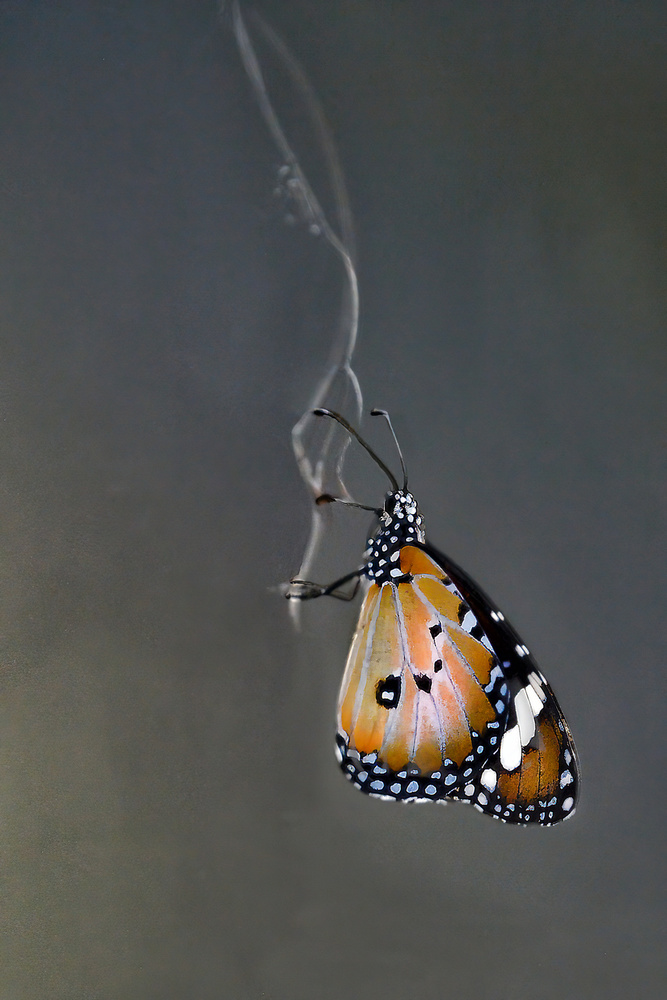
[314,409,399,491]
[370,409,408,490]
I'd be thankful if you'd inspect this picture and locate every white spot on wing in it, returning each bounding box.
[461,611,476,632]
[525,683,544,716]
[480,768,497,791]
[562,796,574,812]
[528,671,547,702]
[514,687,536,745]
[560,769,573,787]
[500,725,522,771]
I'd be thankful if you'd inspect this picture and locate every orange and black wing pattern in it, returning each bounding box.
[336,539,579,824]
[450,667,578,824]
[289,414,579,827]
[336,545,511,800]
[428,544,579,824]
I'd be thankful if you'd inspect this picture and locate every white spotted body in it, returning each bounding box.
[363,490,425,584]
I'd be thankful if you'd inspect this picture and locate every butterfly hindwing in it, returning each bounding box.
[452,669,579,824]
[335,546,511,801]
[424,543,580,825]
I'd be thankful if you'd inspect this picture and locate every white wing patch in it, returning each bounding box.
[525,683,545,715]
[499,724,522,771]
[514,687,536,745]
[480,768,498,791]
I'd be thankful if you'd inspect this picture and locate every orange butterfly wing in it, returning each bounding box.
[336,546,510,799]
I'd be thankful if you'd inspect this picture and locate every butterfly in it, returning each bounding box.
[288,408,579,825]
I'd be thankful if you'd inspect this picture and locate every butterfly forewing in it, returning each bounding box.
[425,543,580,824]
[336,545,511,801]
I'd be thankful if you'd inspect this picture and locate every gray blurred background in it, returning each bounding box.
[1,2,665,997]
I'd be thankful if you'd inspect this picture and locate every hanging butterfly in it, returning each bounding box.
[288,408,579,825]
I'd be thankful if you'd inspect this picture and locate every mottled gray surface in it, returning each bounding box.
[1,2,665,997]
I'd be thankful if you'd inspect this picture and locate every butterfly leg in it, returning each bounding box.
[286,569,361,602]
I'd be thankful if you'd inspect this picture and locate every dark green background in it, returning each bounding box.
[1,2,664,997]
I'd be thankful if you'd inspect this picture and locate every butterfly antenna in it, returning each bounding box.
[313,409,399,491]
[370,409,408,490]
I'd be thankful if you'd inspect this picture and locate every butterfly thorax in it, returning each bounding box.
[364,490,426,584]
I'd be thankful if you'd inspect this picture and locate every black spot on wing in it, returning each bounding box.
[414,673,432,693]
[375,675,401,709]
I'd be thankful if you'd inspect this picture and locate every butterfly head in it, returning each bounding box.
[364,490,426,583]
